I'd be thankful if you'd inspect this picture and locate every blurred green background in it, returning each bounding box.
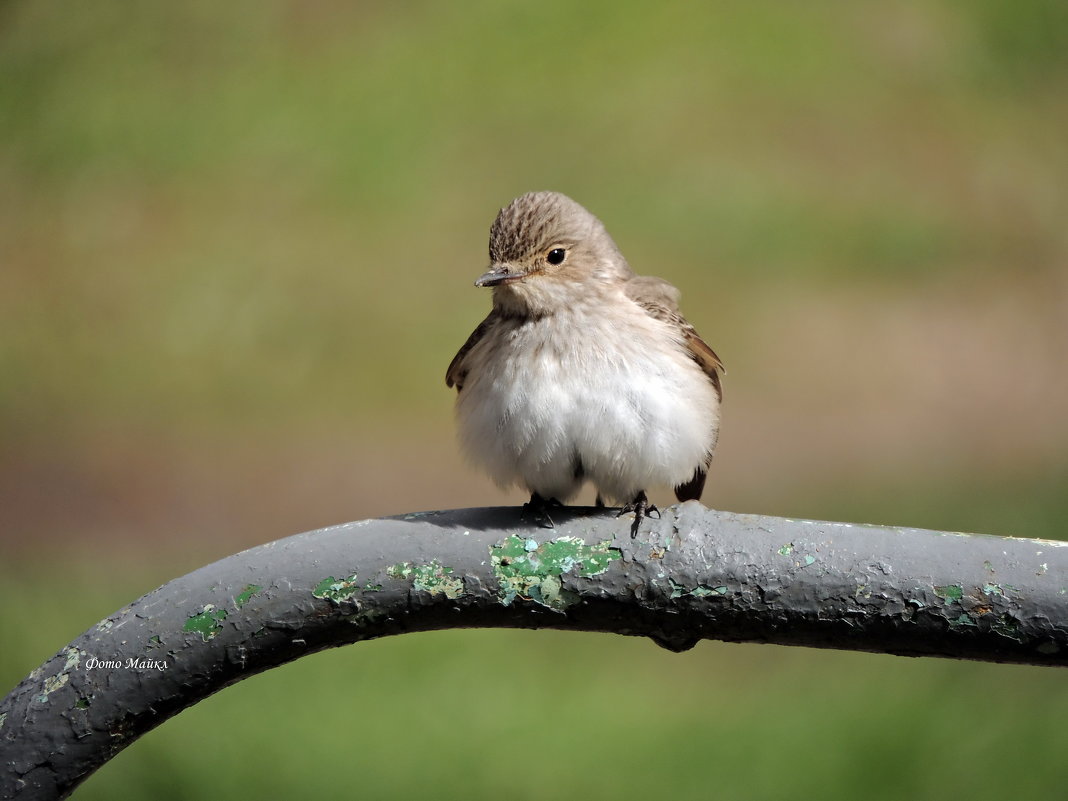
[3,1,1068,798]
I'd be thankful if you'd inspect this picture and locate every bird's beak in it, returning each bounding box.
[474,263,521,287]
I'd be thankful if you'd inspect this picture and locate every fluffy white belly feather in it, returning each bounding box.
[455,304,719,503]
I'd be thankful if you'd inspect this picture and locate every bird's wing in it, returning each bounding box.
[623,275,724,400]
[625,275,724,503]
[446,311,497,392]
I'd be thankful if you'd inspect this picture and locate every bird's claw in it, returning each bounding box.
[618,491,658,537]
[523,493,562,529]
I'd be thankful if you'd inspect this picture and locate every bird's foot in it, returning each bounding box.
[523,493,563,529]
[618,490,660,537]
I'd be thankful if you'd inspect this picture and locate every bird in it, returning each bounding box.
[446,191,723,536]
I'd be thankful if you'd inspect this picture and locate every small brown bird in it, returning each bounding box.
[446,191,723,536]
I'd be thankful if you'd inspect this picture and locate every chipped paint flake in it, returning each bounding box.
[490,535,620,610]
[388,561,464,599]
[901,598,922,621]
[934,584,963,603]
[0,711,6,730]
[778,543,816,567]
[39,672,68,700]
[234,584,263,609]
[35,647,83,703]
[313,574,361,603]
[949,612,976,629]
[183,605,228,641]
[991,614,1024,642]
[63,647,81,671]
[669,578,728,599]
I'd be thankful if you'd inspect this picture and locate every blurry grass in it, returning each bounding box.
[3,4,1068,796]
[3,566,1068,801]
[752,461,1068,543]
[82,636,1068,800]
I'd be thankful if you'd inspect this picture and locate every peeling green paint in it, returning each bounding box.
[63,647,80,671]
[669,578,728,599]
[183,605,228,641]
[778,543,816,567]
[693,585,728,597]
[490,535,620,610]
[991,615,1024,642]
[388,561,464,599]
[362,583,382,592]
[37,671,68,700]
[949,612,976,629]
[75,697,91,710]
[148,635,162,647]
[981,583,1004,597]
[313,574,361,603]
[934,584,963,602]
[36,647,83,703]
[234,584,263,608]
[347,606,388,627]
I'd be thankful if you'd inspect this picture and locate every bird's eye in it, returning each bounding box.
[546,248,567,265]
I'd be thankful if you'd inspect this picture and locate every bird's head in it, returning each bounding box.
[475,192,630,314]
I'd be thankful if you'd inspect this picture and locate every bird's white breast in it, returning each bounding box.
[455,295,719,504]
